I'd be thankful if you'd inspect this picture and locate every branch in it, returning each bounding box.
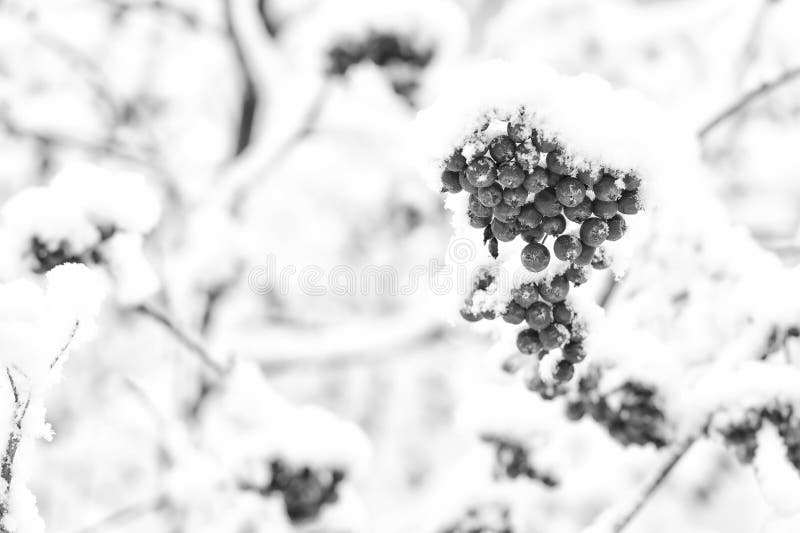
[134,303,227,378]
[698,66,800,139]
[0,371,30,528]
[67,494,168,533]
[50,320,80,370]
[223,0,259,156]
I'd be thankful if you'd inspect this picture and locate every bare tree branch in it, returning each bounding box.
[223,0,260,156]
[698,66,800,139]
[50,320,80,370]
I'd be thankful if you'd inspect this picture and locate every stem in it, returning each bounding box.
[698,66,800,139]
[0,371,30,529]
[223,0,259,156]
[134,303,227,378]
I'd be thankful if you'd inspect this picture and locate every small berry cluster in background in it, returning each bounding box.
[480,434,558,487]
[714,404,800,469]
[439,502,514,533]
[327,30,435,103]
[258,459,347,523]
[441,114,643,384]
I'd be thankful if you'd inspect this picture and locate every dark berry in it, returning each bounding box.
[459,171,478,195]
[512,283,539,307]
[507,121,532,143]
[491,218,518,242]
[539,275,569,303]
[606,214,626,241]
[573,244,595,266]
[460,307,482,322]
[521,226,545,243]
[591,248,611,270]
[553,234,583,261]
[526,302,553,331]
[565,264,592,285]
[562,342,586,363]
[618,190,641,215]
[517,329,543,355]
[503,302,527,324]
[518,204,543,228]
[521,243,550,272]
[555,178,586,207]
[468,214,491,228]
[577,169,598,188]
[532,130,557,152]
[533,188,562,217]
[546,170,562,187]
[564,197,593,223]
[477,184,504,207]
[623,174,641,191]
[502,186,528,208]
[488,236,498,258]
[482,308,497,320]
[446,152,467,172]
[469,194,493,217]
[493,203,521,223]
[523,168,549,194]
[579,218,609,247]
[552,302,573,324]
[546,151,571,175]
[552,359,575,382]
[569,322,588,342]
[592,199,618,219]
[466,157,497,188]
[515,139,540,172]
[593,175,621,201]
[566,401,586,420]
[541,215,567,236]
[541,323,570,350]
[497,162,526,188]
[488,136,516,164]
[441,170,462,193]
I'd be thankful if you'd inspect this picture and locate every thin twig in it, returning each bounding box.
[0,371,30,527]
[134,303,227,377]
[67,494,169,533]
[598,276,621,309]
[50,320,80,370]
[698,66,800,139]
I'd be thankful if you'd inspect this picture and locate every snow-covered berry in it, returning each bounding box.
[502,186,528,208]
[618,189,642,215]
[517,329,543,355]
[466,157,498,188]
[497,162,526,188]
[579,218,609,247]
[593,175,621,202]
[541,215,566,236]
[521,242,550,272]
[553,234,583,261]
[606,214,627,241]
[555,177,586,208]
[488,136,516,164]
[533,188,562,217]
[477,184,504,207]
[526,302,554,331]
[564,197,593,223]
[539,275,569,303]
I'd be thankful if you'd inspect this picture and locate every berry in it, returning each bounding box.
[521,242,550,272]
[541,323,570,350]
[573,244,595,266]
[564,197,593,223]
[565,264,592,285]
[446,152,467,172]
[533,188,562,217]
[502,186,528,208]
[552,302,574,324]
[577,169,598,188]
[606,214,627,241]
[503,302,527,324]
[555,178,586,207]
[526,302,553,331]
[593,175,621,201]
[579,218,609,247]
[552,359,575,382]
[591,247,611,270]
[517,329,543,355]
[482,308,497,320]
[460,307,482,322]
[491,218,518,242]
[466,157,497,188]
[539,275,569,303]
[469,194,493,218]
[441,170,462,193]
[515,139,540,172]
[541,215,566,236]
[477,184,503,207]
[521,226,545,243]
[546,170,562,187]
[592,199,618,219]
[512,283,539,307]
[507,121,532,143]
[493,202,521,223]
[618,190,641,215]
[523,168,549,194]
[488,136,516,164]
[546,151,571,175]
[487,236,498,258]
[566,401,586,420]
[458,171,478,195]
[569,322,588,342]
[518,204,543,228]
[553,234,582,261]
[532,129,557,152]
[623,174,641,191]
[468,214,491,228]
[562,342,586,363]
[497,162,526,188]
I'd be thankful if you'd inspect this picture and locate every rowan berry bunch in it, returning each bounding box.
[713,403,800,469]
[30,225,117,274]
[480,434,558,487]
[327,30,435,102]
[439,502,514,533]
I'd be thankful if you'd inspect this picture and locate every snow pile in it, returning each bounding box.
[0,163,161,305]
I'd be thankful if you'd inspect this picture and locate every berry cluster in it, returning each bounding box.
[259,459,346,523]
[327,31,435,102]
[30,225,116,274]
[439,502,513,533]
[565,370,668,447]
[717,404,800,469]
[481,434,558,487]
[443,117,643,384]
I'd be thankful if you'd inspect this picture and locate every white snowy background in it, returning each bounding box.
[0,0,800,532]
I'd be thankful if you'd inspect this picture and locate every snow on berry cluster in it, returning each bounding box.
[0,163,161,305]
[287,0,466,104]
